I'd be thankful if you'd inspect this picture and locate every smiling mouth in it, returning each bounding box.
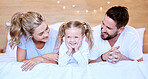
[43,36,49,39]
[70,42,77,45]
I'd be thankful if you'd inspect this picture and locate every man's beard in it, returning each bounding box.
[101,31,118,40]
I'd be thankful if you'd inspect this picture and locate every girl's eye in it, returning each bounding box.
[74,36,78,38]
[67,36,70,38]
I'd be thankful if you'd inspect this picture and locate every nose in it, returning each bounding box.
[43,31,49,38]
[70,38,74,42]
[101,25,106,33]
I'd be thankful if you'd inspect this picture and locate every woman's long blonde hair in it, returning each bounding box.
[57,21,94,49]
[9,11,44,48]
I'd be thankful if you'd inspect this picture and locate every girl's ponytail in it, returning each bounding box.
[57,23,65,49]
[83,22,94,49]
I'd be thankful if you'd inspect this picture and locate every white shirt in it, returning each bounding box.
[58,38,89,67]
[90,25,143,60]
[18,28,58,59]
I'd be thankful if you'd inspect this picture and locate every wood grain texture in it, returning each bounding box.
[0,0,148,53]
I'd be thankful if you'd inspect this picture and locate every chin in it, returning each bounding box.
[42,38,49,42]
[69,45,76,48]
[101,35,107,40]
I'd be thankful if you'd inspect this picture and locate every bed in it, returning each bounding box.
[0,22,148,79]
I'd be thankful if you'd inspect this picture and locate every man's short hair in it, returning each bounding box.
[106,6,129,29]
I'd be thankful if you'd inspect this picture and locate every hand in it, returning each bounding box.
[103,46,122,63]
[42,53,59,62]
[65,39,73,56]
[21,57,42,71]
[74,39,82,52]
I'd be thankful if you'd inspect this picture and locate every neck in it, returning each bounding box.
[108,34,120,47]
[32,39,45,49]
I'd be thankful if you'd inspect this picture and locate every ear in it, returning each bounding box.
[118,26,125,34]
[26,33,32,38]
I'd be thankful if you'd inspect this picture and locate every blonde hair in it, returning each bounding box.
[57,21,94,49]
[9,11,44,48]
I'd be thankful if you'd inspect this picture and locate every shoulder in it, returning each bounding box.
[81,38,89,49]
[122,25,139,38]
[91,24,101,36]
[20,34,27,43]
[48,28,58,39]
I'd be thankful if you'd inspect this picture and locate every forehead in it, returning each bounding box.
[33,21,47,34]
[103,15,117,28]
[65,27,82,35]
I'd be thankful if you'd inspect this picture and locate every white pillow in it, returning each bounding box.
[4,22,17,58]
[136,28,145,51]
[48,22,64,31]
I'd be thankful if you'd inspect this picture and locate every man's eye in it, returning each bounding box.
[46,26,49,30]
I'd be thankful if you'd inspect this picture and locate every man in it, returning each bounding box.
[89,6,143,63]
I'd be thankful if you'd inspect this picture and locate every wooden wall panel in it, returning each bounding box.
[0,0,148,53]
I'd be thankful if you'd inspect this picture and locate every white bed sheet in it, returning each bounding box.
[0,61,148,79]
[0,54,148,79]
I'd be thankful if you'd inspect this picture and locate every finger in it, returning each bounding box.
[116,46,120,49]
[22,62,33,71]
[107,59,113,63]
[21,61,30,68]
[108,56,113,60]
[110,46,120,51]
[29,63,37,71]
[24,63,34,71]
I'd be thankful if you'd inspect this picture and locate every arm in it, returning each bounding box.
[17,47,26,62]
[89,46,134,64]
[58,43,72,66]
[73,50,89,66]
[73,41,89,66]
[17,47,58,71]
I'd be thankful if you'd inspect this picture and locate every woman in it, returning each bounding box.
[9,11,59,71]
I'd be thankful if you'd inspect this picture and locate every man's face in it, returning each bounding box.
[101,15,119,40]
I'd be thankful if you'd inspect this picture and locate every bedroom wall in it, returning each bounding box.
[0,0,148,53]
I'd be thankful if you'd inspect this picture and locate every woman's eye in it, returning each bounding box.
[39,33,43,36]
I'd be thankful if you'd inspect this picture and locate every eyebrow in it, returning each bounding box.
[102,21,112,29]
[38,25,48,35]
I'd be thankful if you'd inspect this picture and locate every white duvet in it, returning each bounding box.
[0,61,148,79]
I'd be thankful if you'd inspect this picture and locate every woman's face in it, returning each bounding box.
[32,21,50,43]
[65,27,83,48]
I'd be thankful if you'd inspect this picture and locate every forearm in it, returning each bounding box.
[89,57,102,63]
[58,51,72,66]
[73,51,89,66]
[39,56,58,64]
[120,55,134,61]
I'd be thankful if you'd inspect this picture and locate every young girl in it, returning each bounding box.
[57,21,93,66]
[9,11,59,71]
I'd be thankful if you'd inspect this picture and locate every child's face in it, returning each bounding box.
[65,27,83,48]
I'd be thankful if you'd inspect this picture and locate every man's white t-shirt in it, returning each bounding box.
[18,28,58,59]
[90,25,143,60]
